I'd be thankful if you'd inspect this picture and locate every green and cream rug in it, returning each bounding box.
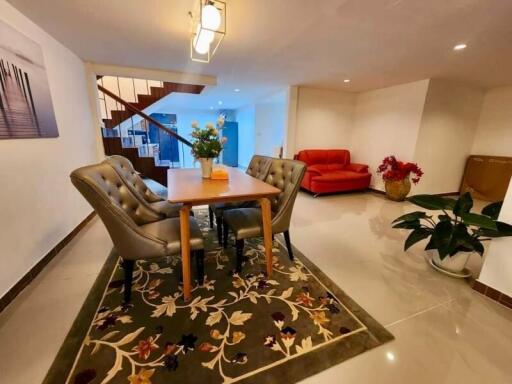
[45,209,393,384]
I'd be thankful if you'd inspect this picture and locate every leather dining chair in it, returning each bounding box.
[103,155,183,219]
[70,162,205,304]
[209,155,272,246]
[222,158,306,272]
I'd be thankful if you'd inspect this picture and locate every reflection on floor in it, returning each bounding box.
[0,192,511,383]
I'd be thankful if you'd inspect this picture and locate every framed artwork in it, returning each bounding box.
[0,20,58,139]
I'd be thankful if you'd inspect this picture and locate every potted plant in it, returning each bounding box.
[377,156,423,201]
[190,116,226,178]
[392,192,512,277]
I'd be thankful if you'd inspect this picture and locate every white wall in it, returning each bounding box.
[0,1,98,297]
[478,178,512,297]
[254,91,287,158]
[471,86,512,157]
[294,87,355,153]
[289,79,488,193]
[351,80,430,190]
[233,90,288,167]
[236,105,256,168]
[413,80,484,194]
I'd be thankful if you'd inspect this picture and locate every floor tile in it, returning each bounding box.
[1,191,510,384]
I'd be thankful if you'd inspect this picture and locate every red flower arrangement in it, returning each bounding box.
[377,156,423,184]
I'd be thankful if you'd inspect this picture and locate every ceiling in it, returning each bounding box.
[8,0,512,109]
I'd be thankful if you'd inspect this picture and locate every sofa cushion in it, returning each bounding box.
[312,171,370,183]
[345,163,369,173]
[296,149,350,166]
[308,164,345,174]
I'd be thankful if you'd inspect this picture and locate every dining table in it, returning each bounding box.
[167,167,281,301]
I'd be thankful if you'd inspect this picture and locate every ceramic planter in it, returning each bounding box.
[199,158,213,178]
[385,178,411,201]
[430,251,472,278]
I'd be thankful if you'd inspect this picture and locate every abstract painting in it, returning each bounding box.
[0,20,58,139]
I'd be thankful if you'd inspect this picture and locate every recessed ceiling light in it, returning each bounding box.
[234,88,240,92]
[344,79,351,83]
[453,43,467,51]
[218,101,223,105]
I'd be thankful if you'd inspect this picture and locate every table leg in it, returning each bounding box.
[180,204,192,302]
[259,197,273,277]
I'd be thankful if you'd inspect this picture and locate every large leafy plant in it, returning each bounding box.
[392,193,512,259]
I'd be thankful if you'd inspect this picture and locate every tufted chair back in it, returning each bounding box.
[70,163,168,260]
[246,155,272,180]
[103,155,163,203]
[264,158,306,233]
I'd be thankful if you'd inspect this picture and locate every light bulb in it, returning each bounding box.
[193,34,210,54]
[193,26,213,54]
[202,4,221,31]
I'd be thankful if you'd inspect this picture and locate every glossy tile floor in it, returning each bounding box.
[1,192,511,383]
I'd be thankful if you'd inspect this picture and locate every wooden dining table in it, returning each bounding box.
[167,167,281,301]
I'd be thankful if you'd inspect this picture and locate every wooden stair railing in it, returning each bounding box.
[98,84,193,186]
[98,84,193,147]
[101,81,204,129]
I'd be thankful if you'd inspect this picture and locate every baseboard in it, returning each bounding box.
[368,188,459,197]
[471,280,512,310]
[0,212,97,314]
[368,188,385,195]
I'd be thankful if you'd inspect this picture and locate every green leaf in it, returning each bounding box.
[392,211,429,224]
[407,195,456,210]
[481,201,503,220]
[453,192,473,216]
[464,237,485,256]
[451,224,483,256]
[429,220,454,259]
[428,222,473,259]
[392,219,422,229]
[438,214,451,222]
[425,237,437,250]
[460,213,497,230]
[478,221,512,238]
[404,228,433,251]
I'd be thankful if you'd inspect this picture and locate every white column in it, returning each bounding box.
[478,176,512,297]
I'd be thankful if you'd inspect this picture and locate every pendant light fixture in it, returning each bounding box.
[190,0,226,63]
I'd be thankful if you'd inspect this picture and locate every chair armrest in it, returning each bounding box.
[346,163,369,173]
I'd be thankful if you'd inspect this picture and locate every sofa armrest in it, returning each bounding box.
[346,163,369,173]
[307,165,323,175]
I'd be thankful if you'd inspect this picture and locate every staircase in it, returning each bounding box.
[98,76,203,186]
[102,81,204,129]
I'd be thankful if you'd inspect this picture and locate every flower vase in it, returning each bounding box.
[385,178,411,201]
[199,158,213,178]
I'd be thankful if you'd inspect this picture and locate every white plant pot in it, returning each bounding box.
[431,251,472,278]
[199,158,213,178]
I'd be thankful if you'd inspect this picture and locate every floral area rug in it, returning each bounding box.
[44,209,393,384]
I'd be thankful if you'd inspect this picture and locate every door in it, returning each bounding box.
[222,121,238,167]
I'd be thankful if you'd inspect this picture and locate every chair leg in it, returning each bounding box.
[223,221,229,249]
[216,215,223,246]
[194,249,205,286]
[123,259,135,304]
[235,239,245,273]
[208,207,214,228]
[283,230,294,261]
